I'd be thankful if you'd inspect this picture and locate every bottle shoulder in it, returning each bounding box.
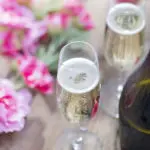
[119,63,150,132]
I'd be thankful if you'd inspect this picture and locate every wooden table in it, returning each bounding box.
[0,0,150,150]
[0,57,119,150]
[0,89,119,150]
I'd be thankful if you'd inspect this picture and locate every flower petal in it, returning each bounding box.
[5,118,25,133]
[17,56,54,94]
[0,104,7,123]
[0,78,31,133]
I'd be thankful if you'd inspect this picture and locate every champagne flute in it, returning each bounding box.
[100,2,146,118]
[55,41,101,150]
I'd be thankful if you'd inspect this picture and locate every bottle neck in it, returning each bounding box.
[132,50,150,81]
[142,50,150,67]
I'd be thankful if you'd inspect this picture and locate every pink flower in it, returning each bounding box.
[0,79,32,133]
[0,0,34,29]
[45,13,71,34]
[23,20,48,54]
[73,10,94,30]
[64,3,94,30]
[65,3,84,16]
[0,29,25,57]
[17,56,54,94]
[0,1,47,57]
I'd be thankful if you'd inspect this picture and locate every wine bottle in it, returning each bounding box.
[119,50,150,150]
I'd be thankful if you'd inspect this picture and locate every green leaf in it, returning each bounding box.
[47,42,58,55]
[44,53,59,66]
[36,46,46,58]
[48,57,59,72]
[37,28,89,71]
[15,82,25,90]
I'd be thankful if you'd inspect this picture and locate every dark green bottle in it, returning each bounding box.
[119,51,150,150]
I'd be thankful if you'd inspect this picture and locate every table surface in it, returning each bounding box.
[0,0,150,150]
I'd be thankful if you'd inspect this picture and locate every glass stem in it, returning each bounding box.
[117,70,129,99]
[117,70,128,89]
[71,127,87,150]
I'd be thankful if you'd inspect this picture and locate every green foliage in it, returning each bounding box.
[37,28,88,73]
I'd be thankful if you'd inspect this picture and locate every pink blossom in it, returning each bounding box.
[17,56,54,94]
[0,29,25,57]
[0,1,47,57]
[0,79,32,133]
[0,0,34,29]
[73,10,94,30]
[45,13,71,34]
[23,20,48,54]
[64,2,94,30]
[65,3,84,16]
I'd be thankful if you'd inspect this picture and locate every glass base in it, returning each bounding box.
[54,128,102,150]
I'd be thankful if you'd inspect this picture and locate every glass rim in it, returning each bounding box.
[59,41,99,64]
[107,3,146,35]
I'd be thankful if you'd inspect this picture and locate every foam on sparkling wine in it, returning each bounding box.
[57,58,100,124]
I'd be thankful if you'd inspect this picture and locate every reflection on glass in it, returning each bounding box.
[101,3,146,118]
[55,41,102,150]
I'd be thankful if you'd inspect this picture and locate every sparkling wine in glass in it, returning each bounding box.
[100,3,146,118]
[55,41,101,150]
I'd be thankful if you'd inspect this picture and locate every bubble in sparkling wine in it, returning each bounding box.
[57,58,100,123]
